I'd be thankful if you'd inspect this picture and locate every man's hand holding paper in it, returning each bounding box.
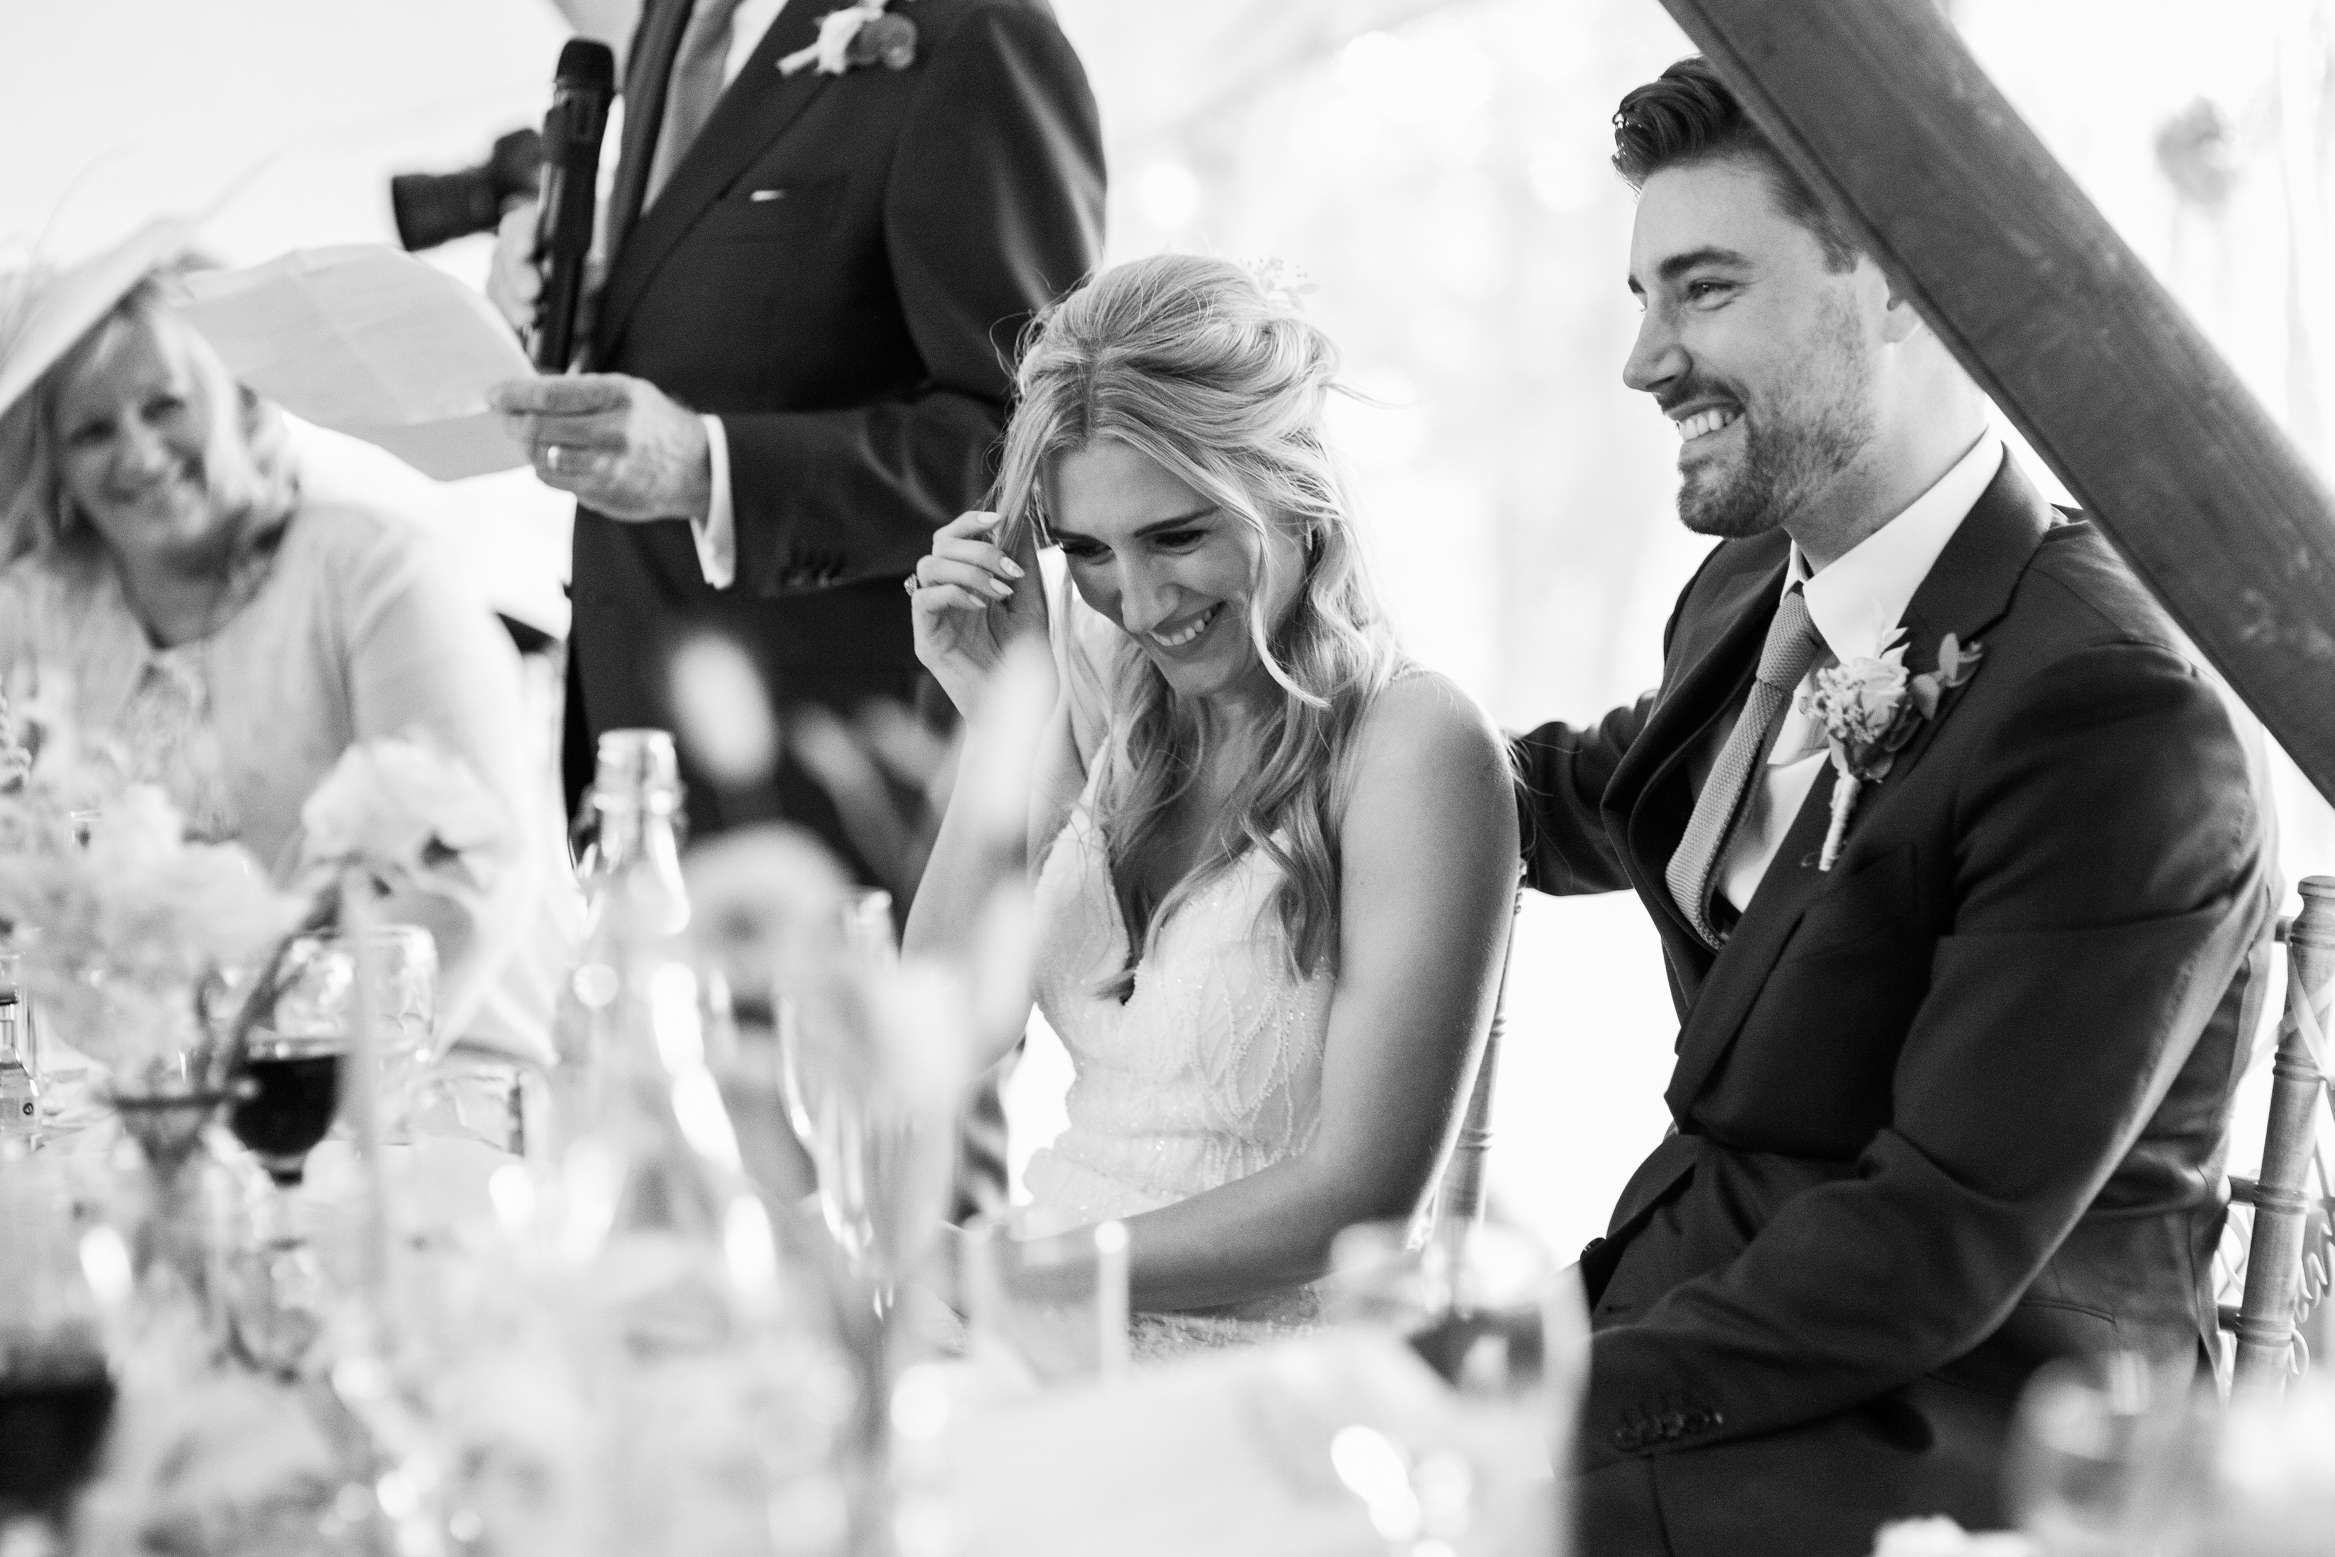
[489,374,711,522]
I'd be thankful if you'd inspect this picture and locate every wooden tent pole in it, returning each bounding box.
[1655,0,2335,805]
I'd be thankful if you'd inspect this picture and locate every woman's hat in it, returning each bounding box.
[0,217,194,427]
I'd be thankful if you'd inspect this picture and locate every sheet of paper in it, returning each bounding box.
[176,245,535,481]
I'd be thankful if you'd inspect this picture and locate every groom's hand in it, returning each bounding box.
[491,373,712,522]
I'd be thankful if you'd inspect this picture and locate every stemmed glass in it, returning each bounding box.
[777,892,972,1555]
[0,1156,116,1552]
[1324,1219,1585,1556]
[224,927,434,1372]
[778,889,960,1312]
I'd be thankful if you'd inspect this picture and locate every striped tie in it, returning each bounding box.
[1665,586,1824,949]
[644,0,749,212]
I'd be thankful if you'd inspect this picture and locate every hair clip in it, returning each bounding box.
[1242,256,1320,311]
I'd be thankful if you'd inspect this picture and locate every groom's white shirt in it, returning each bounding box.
[1717,431,2005,915]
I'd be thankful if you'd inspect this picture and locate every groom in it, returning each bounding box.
[1515,58,2271,1556]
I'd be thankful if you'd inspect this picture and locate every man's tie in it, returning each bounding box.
[644,0,749,213]
[1665,586,1825,949]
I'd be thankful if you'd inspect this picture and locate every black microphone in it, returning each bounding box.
[530,39,616,372]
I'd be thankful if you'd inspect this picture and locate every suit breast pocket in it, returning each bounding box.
[1774,841,1920,967]
[698,174,846,243]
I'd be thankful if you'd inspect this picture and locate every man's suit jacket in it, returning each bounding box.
[570,0,1105,848]
[1514,458,2271,1557]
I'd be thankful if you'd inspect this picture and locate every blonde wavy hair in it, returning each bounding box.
[993,254,1403,997]
[0,270,297,567]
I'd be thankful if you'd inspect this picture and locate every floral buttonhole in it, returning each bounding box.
[781,0,918,77]
[1798,630,1984,871]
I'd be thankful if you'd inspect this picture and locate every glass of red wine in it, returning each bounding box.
[229,1034,346,1190]
[0,1157,116,1545]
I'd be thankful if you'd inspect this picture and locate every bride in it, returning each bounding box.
[904,255,1518,1334]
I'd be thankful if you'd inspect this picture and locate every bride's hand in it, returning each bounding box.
[909,511,1047,714]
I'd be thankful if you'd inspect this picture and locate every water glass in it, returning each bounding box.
[2006,1351,2206,1556]
[268,925,438,1133]
[961,1212,1130,1384]
[1325,1219,1585,1555]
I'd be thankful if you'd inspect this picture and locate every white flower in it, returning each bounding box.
[297,733,505,900]
[1801,644,1910,751]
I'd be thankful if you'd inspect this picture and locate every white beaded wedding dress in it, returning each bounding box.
[1021,758,1334,1356]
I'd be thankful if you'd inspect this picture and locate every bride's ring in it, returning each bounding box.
[902,573,923,594]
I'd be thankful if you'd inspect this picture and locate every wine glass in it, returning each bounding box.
[0,1157,116,1548]
[2005,1351,2207,1557]
[1324,1219,1584,1556]
[778,889,937,1302]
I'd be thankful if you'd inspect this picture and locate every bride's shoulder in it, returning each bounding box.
[1347,667,1510,800]
[1340,665,1517,863]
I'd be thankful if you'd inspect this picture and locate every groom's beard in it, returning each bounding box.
[1675,308,1877,541]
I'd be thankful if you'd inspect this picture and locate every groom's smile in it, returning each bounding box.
[1624,156,1884,547]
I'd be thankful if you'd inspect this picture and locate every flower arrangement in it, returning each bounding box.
[1799,630,1983,870]
[0,781,304,1079]
[780,0,917,77]
[229,730,508,1052]
[291,732,504,909]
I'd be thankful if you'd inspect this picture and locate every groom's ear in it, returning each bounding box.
[1876,262,1931,347]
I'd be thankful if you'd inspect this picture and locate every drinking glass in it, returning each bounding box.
[266,925,439,1138]
[960,1212,1130,1384]
[0,1157,116,1549]
[1324,1219,1584,1556]
[777,889,934,1303]
[2006,1351,2206,1557]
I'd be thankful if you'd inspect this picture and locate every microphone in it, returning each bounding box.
[530,39,616,372]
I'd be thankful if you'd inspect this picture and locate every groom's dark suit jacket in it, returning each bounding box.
[570,0,1105,843]
[1514,458,2271,1557]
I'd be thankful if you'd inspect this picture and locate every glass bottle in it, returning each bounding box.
[549,729,691,1157]
[550,729,850,1557]
[0,950,36,1149]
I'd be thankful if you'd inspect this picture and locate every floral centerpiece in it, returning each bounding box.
[228,730,506,1069]
[0,674,304,1091]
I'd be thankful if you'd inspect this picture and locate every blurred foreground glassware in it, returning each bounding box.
[0,950,38,1151]
[2006,1350,2206,1557]
[263,925,437,1140]
[779,888,959,1314]
[961,1213,1129,1385]
[1326,1219,1583,1556]
[99,977,236,1336]
[2186,1372,2335,1556]
[0,1156,116,1552]
[550,730,690,1159]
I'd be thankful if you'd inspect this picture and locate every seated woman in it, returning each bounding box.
[905,255,1519,1341]
[0,243,553,1054]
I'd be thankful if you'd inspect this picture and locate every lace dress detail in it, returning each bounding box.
[1024,763,1335,1358]
[114,648,237,843]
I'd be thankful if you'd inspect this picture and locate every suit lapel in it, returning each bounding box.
[1661,453,2056,1120]
[1607,537,1792,953]
[596,0,832,355]
[604,0,694,271]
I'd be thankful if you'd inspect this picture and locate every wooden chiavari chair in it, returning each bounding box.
[2214,876,2335,1391]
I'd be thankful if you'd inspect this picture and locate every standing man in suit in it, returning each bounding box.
[1515,58,2271,1555]
[490,0,1104,850]
[489,0,1103,1213]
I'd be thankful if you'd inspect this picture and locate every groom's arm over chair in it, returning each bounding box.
[1513,695,1654,896]
[1581,627,2271,1470]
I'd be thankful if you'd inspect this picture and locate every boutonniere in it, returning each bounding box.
[780,0,918,77]
[1799,630,1983,871]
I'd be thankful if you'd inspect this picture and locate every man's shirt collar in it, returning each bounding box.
[1788,431,2004,666]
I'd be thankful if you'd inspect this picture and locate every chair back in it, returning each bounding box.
[1413,886,1524,1243]
[2218,875,2335,1392]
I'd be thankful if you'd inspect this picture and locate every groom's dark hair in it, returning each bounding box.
[1613,57,1862,272]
